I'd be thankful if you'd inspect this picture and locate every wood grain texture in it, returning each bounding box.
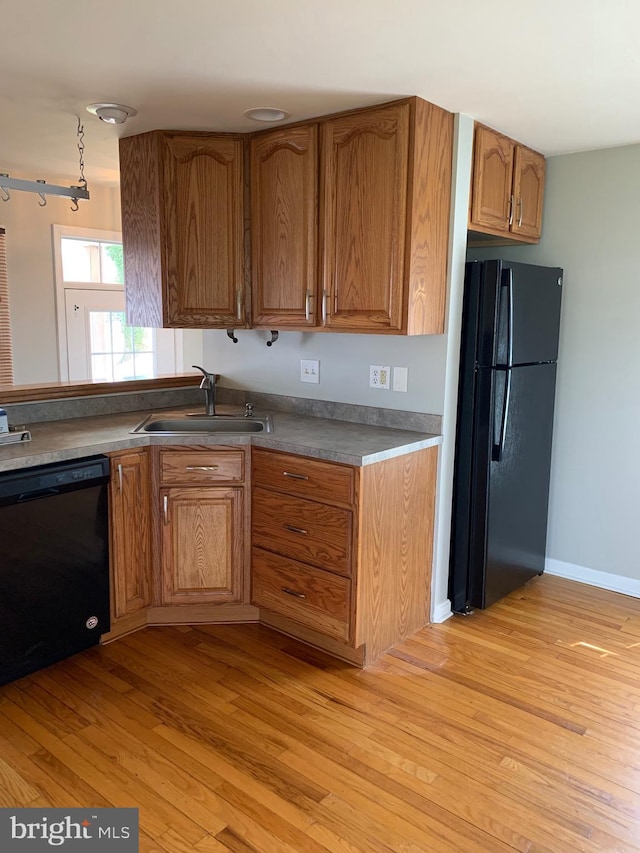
[250,125,318,327]
[5,575,640,851]
[321,102,410,331]
[108,449,153,621]
[252,447,355,507]
[160,450,245,485]
[119,132,164,328]
[469,123,515,235]
[161,486,244,605]
[512,144,546,240]
[163,134,245,327]
[0,374,201,404]
[252,547,350,642]
[356,445,437,663]
[405,97,453,335]
[252,487,353,576]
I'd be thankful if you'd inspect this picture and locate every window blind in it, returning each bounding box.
[0,227,15,385]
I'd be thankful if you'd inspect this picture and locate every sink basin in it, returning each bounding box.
[131,414,272,435]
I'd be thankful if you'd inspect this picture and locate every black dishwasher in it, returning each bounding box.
[0,455,111,686]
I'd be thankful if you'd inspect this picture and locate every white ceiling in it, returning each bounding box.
[2,0,640,185]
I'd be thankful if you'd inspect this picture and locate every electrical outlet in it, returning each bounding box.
[300,359,320,383]
[370,365,391,390]
[393,367,408,392]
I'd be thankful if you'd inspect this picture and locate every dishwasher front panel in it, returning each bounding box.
[0,458,110,686]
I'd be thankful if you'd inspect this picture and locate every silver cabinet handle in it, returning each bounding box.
[284,524,308,535]
[281,587,306,600]
[236,290,242,321]
[117,463,123,492]
[305,291,312,322]
[322,290,328,324]
[186,465,219,471]
[508,194,514,226]
[163,495,168,524]
[283,471,309,481]
[517,197,523,227]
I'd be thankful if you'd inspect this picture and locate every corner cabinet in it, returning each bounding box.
[251,445,438,665]
[468,123,545,244]
[106,449,152,639]
[119,131,246,328]
[159,449,247,605]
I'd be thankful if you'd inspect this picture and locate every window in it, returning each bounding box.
[0,227,14,385]
[53,226,180,382]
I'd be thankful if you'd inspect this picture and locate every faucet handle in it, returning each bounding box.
[244,402,254,418]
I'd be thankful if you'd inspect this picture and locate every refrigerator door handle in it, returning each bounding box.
[492,369,512,462]
[505,268,514,367]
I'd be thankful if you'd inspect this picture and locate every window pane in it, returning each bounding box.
[113,353,136,381]
[91,354,113,382]
[110,312,126,352]
[101,243,124,284]
[61,238,101,282]
[89,311,112,353]
[133,353,154,379]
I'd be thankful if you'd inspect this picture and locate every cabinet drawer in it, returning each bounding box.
[252,486,352,576]
[252,547,350,642]
[252,448,355,506]
[160,451,244,485]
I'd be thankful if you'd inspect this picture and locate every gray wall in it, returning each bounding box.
[203,328,448,415]
[470,144,640,582]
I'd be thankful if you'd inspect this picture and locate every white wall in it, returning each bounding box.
[203,328,448,415]
[470,144,640,585]
[2,178,122,384]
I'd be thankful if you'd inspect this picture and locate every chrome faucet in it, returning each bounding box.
[192,365,217,416]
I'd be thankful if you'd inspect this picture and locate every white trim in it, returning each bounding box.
[545,558,640,599]
[52,223,124,381]
[432,599,453,623]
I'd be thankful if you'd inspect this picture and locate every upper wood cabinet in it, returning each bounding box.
[469,124,545,244]
[120,131,246,328]
[250,124,318,328]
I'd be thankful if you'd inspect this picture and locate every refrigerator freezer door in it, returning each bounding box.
[475,260,563,367]
[469,362,557,609]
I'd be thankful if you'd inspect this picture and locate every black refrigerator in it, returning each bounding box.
[449,259,563,612]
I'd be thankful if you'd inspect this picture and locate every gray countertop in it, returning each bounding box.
[0,405,441,472]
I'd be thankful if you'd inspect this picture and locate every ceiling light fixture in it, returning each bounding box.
[243,107,290,123]
[86,103,138,125]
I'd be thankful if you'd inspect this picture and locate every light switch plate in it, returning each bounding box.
[300,359,320,383]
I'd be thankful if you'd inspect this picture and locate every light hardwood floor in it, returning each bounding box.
[2,574,640,852]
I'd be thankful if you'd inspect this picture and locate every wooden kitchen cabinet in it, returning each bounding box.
[107,449,152,637]
[251,445,438,664]
[320,98,453,335]
[159,449,246,605]
[469,124,545,244]
[119,131,246,328]
[250,124,318,327]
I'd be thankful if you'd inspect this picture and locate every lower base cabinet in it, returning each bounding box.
[251,445,437,665]
[106,448,153,639]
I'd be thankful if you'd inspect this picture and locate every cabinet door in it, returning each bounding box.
[321,102,410,331]
[469,125,515,234]
[511,146,545,241]
[250,125,318,327]
[161,486,243,605]
[109,450,152,618]
[162,134,245,327]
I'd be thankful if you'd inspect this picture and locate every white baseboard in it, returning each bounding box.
[545,558,640,599]
[431,599,453,623]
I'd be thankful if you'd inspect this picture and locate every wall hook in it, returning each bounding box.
[226,329,239,343]
[266,330,279,347]
[0,184,9,202]
[37,192,47,207]
[70,197,79,212]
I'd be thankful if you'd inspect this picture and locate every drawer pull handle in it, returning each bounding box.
[186,465,219,471]
[284,524,308,535]
[282,587,306,599]
[283,471,309,481]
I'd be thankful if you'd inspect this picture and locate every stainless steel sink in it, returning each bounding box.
[131,413,272,435]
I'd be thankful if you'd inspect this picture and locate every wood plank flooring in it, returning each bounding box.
[2,574,640,851]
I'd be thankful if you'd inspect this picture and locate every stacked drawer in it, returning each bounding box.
[251,447,356,642]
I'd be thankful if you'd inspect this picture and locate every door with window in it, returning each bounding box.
[54,226,180,382]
